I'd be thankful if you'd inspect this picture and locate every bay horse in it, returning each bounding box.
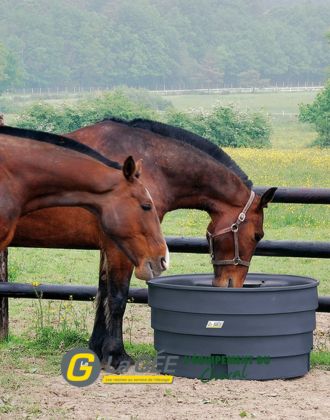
[0,125,168,280]
[11,119,277,367]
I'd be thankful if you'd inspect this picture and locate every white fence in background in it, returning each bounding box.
[152,86,324,96]
[1,85,324,98]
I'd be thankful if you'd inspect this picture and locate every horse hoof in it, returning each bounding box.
[105,351,135,370]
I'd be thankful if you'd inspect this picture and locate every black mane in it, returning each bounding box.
[104,118,253,188]
[0,126,122,170]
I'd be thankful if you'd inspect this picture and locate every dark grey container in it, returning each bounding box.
[148,273,319,380]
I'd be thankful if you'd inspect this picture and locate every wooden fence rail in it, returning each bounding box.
[0,186,329,339]
[253,187,330,204]
[0,283,329,313]
[165,238,330,258]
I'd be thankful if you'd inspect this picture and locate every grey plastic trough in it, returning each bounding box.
[148,273,319,380]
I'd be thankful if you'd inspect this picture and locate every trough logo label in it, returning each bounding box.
[61,348,101,387]
[206,320,224,328]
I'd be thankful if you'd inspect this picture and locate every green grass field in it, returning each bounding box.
[1,90,329,373]
[165,91,317,113]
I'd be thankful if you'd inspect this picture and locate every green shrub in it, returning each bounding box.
[165,108,208,136]
[166,104,271,148]
[15,102,63,132]
[15,88,164,133]
[15,88,271,148]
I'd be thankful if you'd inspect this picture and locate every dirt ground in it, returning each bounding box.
[0,368,329,420]
[0,309,329,419]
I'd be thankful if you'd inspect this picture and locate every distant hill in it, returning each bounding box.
[0,0,329,89]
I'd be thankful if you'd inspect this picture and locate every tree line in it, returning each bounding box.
[0,0,329,91]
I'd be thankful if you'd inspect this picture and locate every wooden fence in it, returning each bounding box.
[0,186,329,339]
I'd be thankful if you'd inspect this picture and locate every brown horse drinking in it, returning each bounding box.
[11,119,277,366]
[0,126,168,280]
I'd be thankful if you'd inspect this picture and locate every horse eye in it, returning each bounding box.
[255,233,263,242]
[141,203,152,211]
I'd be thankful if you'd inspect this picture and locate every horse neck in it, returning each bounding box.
[70,122,251,219]
[154,147,251,219]
[0,138,116,214]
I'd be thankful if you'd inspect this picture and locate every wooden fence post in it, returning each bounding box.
[0,114,8,340]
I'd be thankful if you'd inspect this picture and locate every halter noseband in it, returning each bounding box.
[207,191,256,267]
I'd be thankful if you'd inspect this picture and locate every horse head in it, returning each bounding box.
[207,187,277,287]
[101,156,169,281]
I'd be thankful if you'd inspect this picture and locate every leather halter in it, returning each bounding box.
[207,191,256,267]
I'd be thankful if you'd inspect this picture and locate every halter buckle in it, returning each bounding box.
[238,212,246,222]
[231,223,238,232]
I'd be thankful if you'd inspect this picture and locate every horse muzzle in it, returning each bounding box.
[135,249,170,281]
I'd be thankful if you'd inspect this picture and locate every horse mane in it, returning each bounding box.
[103,118,253,188]
[0,126,122,170]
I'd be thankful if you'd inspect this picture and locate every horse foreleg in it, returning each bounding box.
[89,246,134,369]
[88,249,109,360]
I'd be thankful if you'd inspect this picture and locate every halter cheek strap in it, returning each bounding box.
[207,191,256,267]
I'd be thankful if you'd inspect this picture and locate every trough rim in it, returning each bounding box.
[148,273,319,292]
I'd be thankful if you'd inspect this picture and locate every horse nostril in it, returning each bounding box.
[160,257,167,270]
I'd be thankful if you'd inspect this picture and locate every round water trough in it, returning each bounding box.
[148,273,319,380]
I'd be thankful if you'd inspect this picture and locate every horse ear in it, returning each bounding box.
[123,156,136,181]
[135,159,143,178]
[259,187,277,209]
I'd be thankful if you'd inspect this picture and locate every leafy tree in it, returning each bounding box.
[0,0,330,88]
[238,70,270,88]
[299,80,330,147]
[0,42,22,93]
[298,32,330,147]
